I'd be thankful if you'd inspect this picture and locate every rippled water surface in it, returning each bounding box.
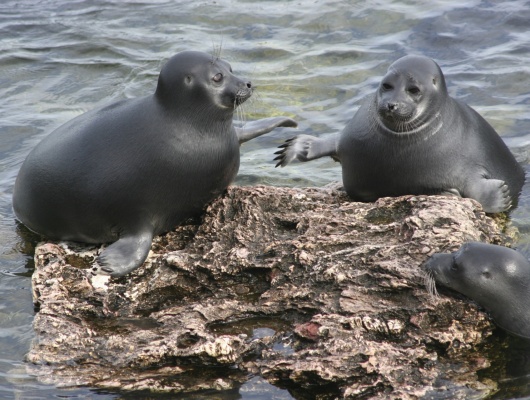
[1,0,530,398]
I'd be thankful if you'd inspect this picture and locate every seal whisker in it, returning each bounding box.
[368,111,381,137]
[234,96,248,127]
[210,38,223,62]
[235,87,261,129]
[245,90,259,114]
[248,90,262,116]
[423,269,439,299]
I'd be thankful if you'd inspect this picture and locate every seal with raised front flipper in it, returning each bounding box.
[275,55,525,213]
[13,50,297,277]
[423,242,530,339]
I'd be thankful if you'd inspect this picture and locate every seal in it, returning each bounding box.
[423,242,530,339]
[275,55,525,213]
[13,50,297,277]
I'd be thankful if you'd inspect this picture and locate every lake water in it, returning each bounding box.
[1,0,530,398]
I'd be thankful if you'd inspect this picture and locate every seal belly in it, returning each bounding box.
[155,133,240,234]
[339,128,451,202]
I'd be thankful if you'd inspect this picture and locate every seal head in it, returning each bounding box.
[375,55,446,136]
[155,51,252,113]
[424,242,530,339]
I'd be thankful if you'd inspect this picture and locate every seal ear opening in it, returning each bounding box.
[432,77,437,86]
[185,75,193,85]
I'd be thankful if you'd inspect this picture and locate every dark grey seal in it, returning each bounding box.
[13,50,297,276]
[275,55,525,213]
[423,242,530,339]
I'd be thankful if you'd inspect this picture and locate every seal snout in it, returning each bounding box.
[235,81,253,106]
[422,252,455,289]
[387,102,398,111]
[378,99,415,130]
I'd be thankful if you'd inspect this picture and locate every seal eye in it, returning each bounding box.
[382,83,393,91]
[408,86,421,95]
[213,73,223,83]
[482,271,491,279]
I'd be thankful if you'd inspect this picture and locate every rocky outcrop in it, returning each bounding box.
[28,185,513,398]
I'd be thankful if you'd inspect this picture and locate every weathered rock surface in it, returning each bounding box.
[28,185,514,398]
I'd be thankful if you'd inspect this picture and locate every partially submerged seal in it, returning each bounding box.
[423,242,530,339]
[13,50,297,276]
[275,55,524,213]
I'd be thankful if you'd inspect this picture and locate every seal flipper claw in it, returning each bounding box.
[94,231,154,277]
[235,117,297,144]
[274,134,340,167]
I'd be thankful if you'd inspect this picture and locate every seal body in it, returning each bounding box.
[276,55,524,213]
[423,242,530,339]
[13,51,296,276]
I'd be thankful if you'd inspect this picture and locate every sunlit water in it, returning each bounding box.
[1,0,530,398]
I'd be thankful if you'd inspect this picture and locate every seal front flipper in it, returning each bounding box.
[93,230,154,277]
[235,117,297,144]
[465,178,511,213]
[274,134,340,167]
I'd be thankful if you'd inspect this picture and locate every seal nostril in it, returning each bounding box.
[387,103,396,111]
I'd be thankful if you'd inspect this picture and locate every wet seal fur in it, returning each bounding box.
[275,55,525,213]
[13,51,297,277]
[424,242,530,339]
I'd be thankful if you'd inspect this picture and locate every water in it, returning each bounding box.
[1,0,529,398]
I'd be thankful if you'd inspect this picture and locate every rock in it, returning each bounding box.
[28,185,513,398]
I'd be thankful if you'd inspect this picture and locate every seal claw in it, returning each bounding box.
[90,263,112,276]
[274,134,339,167]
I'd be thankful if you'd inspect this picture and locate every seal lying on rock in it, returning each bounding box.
[13,50,297,276]
[275,55,524,213]
[423,242,530,339]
